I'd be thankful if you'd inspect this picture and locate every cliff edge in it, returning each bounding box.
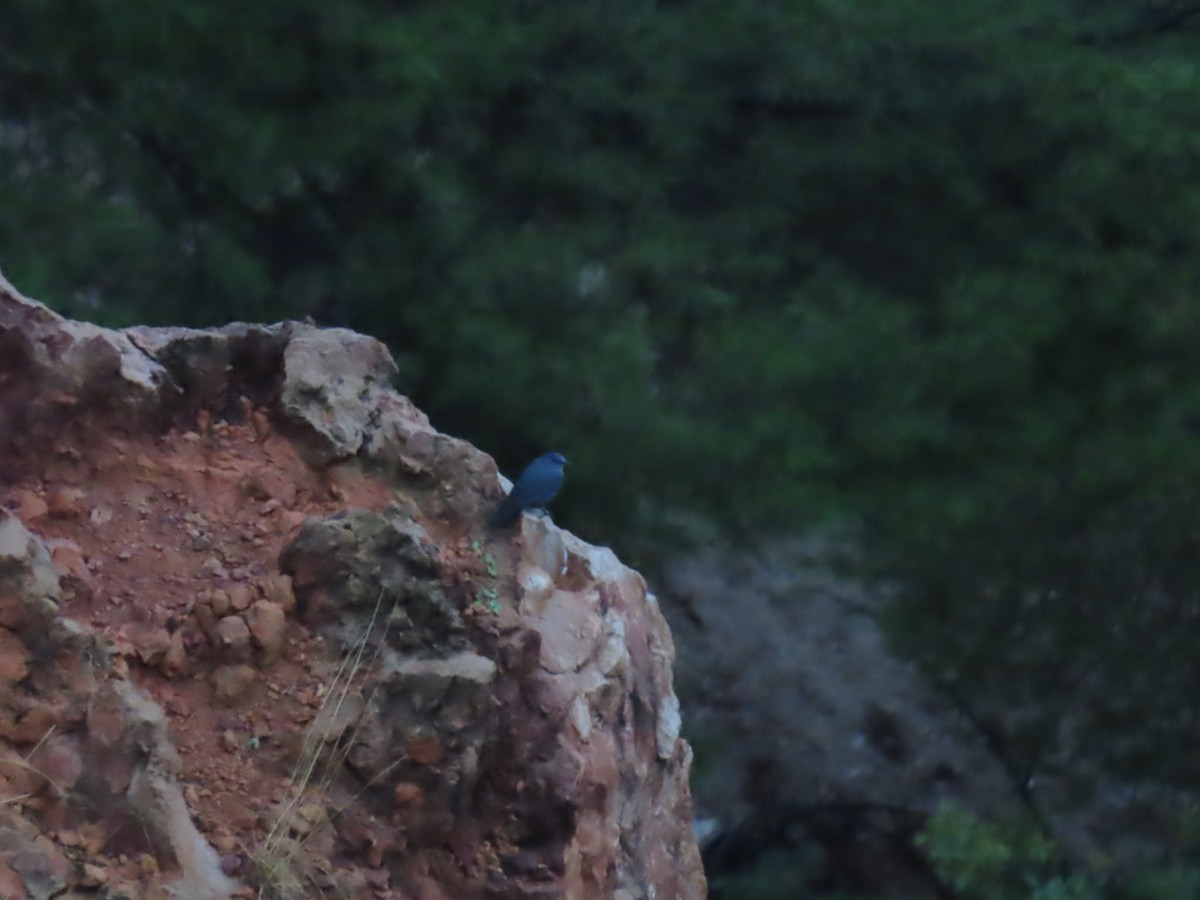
[0,274,705,899]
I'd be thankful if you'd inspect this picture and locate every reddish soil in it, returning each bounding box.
[2,408,418,896]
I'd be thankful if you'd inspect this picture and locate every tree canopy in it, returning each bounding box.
[4,0,1200,874]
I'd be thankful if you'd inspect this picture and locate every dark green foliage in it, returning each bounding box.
[917,802,1101,900]
[917,803,1200,900]
[707,848,823,900]
[4,0,1200,873]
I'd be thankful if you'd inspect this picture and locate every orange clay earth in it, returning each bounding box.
[1,408,476,898]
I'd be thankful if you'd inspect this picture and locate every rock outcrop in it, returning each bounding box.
[0,273,705,899]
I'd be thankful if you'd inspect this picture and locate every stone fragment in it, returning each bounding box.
[245,600,286,664]
[45,487,87,519]
[392,782,423,807]
[209,589,232,618]
[160,631,189,678]
[0,628,30,686]
[128,624,172,666]
[9,489,48,523]
[212,665,258,704]
[9,704,61,745]
[28,736,84,793]
[220,853,244,877]
[194,603,220,642]
[405,734,445,767]
[79,863,108,888]
[47,539,90,584]
[279,326,398,466]
[227,583,255,613]
[280,510,308,533]
[213,616,252,662]
[0,860,22,899]
[6,832,69,898]
[262,574,296,614]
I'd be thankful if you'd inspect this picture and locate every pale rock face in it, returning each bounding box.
[0,273,705,899]
[279,326,400,466]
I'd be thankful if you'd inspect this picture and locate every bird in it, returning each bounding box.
[489,452,568,527]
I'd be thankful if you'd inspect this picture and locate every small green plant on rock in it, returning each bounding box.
[472,585,501,615]
[467,539,501,614]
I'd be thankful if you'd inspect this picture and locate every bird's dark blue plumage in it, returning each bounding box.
[490,451,568,527]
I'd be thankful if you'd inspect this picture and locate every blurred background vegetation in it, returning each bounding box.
[4,1,1200,895]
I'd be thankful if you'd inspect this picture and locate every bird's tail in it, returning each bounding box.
[488,495,520,528]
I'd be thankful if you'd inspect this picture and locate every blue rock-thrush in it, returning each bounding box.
[489,452,568,527]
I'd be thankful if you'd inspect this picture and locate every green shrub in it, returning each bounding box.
[917,803,1102,900]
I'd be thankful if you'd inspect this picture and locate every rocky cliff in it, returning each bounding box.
[0,274,705,899]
